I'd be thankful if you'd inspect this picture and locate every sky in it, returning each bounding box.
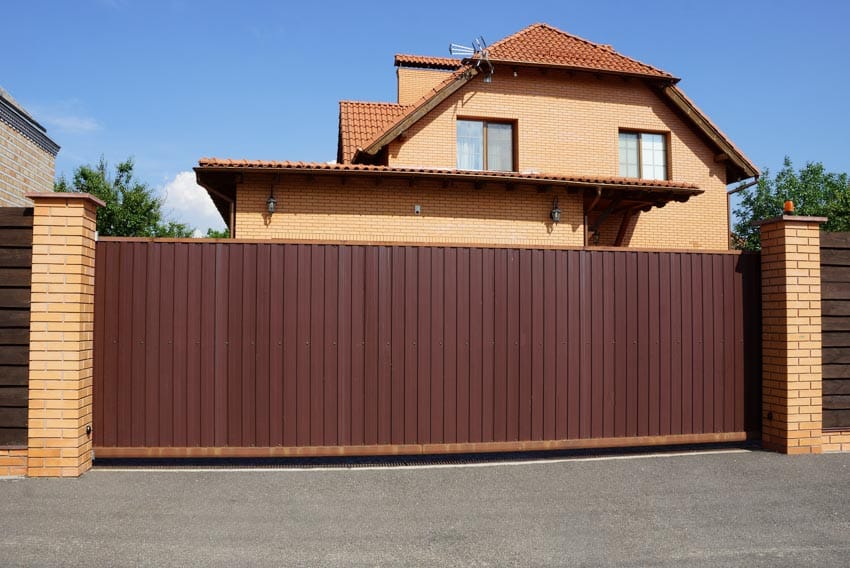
[2,0,849,233]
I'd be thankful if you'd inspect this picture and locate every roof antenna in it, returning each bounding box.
[450,35,494,83]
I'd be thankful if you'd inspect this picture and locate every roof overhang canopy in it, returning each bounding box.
[195,160,703,232]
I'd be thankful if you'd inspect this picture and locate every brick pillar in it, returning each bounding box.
[759,215,826,454]
[26,192,103,477]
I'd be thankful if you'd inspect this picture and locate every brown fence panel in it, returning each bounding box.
[821,232,850,429]
[0,208,33,447]
[93,241,761,455]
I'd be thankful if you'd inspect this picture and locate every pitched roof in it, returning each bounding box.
[351,24,756,181]
[355,24,678,161]
[394,54,463,70]
[484,23,675,80]
[338,101,413,163]
[354,64,476,161]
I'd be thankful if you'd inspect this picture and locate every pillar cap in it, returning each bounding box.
[26,191,106,208]
[754,214,827,227]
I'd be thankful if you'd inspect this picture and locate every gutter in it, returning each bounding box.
[727,177,759,247]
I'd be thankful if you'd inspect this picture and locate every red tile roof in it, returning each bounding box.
[394,54,463,70]
[351,24,677,160]
[197,158,701,193]
[338,101,413,163]
[484,23,675,79]
[354,64,476,160]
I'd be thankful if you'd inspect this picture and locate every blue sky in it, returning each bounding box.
[3,0,848,232]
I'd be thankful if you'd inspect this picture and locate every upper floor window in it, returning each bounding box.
[619,131,668,180]
[457,119,514,171]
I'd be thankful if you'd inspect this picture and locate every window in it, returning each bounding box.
[618,132,668,180]
[457,120,514,171]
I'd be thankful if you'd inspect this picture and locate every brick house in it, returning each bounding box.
[197,23,757,250]
[0,87,59,206]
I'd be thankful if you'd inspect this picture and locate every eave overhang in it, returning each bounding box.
[195,160,703,232]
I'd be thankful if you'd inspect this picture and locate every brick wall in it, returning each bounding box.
[234,174,585,246]
[0,120,55,207]
[823,430,850,452]
[0,448,27,477]
[386,70,730,250]
[397,67,453,105]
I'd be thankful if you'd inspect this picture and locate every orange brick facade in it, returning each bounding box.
[26,192,102,476]
[0,448,27,477]
[397,67,453,105]
[390,70,729,250]
[234,175,584,245]
[234,70,730,250]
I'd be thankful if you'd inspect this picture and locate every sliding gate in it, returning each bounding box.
[93,240,761,457]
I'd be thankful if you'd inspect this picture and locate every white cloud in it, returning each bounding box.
[159,171,226,233]
[26,101,101,135]
[41,114,101,133]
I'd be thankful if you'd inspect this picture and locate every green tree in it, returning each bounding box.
[733,157,850,251]
[55,157,193,237]
[204,227,230,239]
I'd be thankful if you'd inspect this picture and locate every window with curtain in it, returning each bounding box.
[618,131,668,180]
[457,120,514,171]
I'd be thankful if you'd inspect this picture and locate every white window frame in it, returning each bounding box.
[619,131,669,181]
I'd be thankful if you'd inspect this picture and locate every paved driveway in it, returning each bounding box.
[1,449,849,567]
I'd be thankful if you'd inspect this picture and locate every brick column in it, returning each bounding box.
[26,192,103,477]
[759,215,826,454]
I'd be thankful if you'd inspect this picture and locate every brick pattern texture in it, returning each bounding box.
[760,217,825,454]
[0,120,55,206]
[236,67,735,249]
[397,67,454,105]
[823,429,850,452]
[0,448,27,477]
[235,175,585,246]
[27,194,99,476]
[386,70,730,250]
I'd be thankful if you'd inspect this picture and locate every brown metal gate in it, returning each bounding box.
[93,240,761,457]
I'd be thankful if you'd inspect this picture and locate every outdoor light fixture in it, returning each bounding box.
[550,197,561,223]
[783,199,795,214]
[267,189,277,215]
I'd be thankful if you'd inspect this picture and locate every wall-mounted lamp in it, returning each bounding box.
[550,197,561,224]
[267,189,277,215]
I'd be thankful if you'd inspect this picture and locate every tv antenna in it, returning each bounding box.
[449,35,494,83]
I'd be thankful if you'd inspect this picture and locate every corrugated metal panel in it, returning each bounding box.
[93,242,762,453]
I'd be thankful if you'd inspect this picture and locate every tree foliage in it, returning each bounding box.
[733,157,850,251]
[204,227,229,239]
[55,157,193,237]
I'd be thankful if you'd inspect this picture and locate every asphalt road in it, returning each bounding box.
[1,449,849,567]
